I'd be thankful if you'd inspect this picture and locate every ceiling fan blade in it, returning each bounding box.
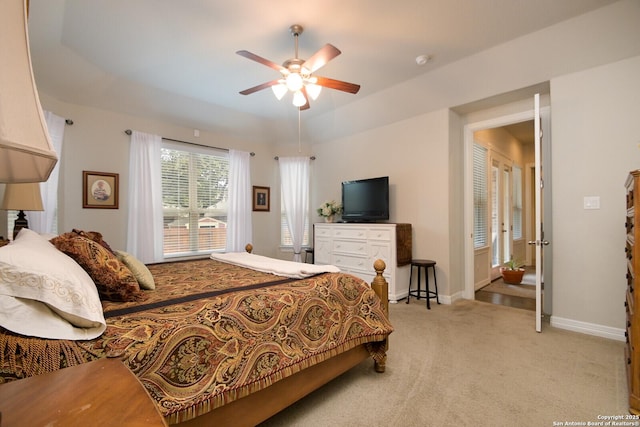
[302,44,341,73]
[239,80,280,95]
[315,76,360,94]
[236,50,284,73]
[299,87,310,110]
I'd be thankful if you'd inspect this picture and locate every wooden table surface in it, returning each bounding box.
[0,358,167,427]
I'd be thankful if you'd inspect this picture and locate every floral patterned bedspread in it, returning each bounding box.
[0,259,393,424]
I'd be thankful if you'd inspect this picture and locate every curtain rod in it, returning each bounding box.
[274,156,316,160]
[124,129,255,156]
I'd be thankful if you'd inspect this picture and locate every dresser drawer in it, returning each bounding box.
[314,237,332,264]
[368,228,392,241]
[369,242,391,263]
[332,227,367,240]
[333,239,368,256]
[314,225,332,238]
[333,253,369,272]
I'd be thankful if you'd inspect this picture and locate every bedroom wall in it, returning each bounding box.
[549,55,640,334]
[29,94,301,258]
[311,109,454,298]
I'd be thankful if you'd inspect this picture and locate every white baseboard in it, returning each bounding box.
[550,315,626,342]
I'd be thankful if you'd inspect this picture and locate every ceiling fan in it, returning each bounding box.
[236,24,360,110]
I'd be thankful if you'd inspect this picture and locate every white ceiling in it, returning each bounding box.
[27,0,618,143]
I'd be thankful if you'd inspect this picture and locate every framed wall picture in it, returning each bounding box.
[252,186,270,212]
[83,171,119,209]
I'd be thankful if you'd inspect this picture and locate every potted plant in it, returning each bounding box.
[317,200,342,223]
[500,257,525,285]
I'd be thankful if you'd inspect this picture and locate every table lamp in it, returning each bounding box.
[1,183,44,239]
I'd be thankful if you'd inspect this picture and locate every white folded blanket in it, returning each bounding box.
[210,252,340,279]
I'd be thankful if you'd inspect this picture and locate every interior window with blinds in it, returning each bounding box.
[473,143,488,249]
[161,140,229,257]
[512,165,522,240]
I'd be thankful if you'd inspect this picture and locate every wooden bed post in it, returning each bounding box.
[245,243,253,253]
[371,259,389,318]
[370,259,389,373]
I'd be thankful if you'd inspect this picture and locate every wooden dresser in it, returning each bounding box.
[314,223,411,302]
[625,170,640,414]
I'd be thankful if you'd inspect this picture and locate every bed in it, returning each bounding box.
[0,228,392,426]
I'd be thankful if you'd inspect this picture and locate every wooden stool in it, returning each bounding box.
[304,248,314,264]
[406,259,440,309]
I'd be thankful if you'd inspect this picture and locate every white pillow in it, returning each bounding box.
[0,228,106,340]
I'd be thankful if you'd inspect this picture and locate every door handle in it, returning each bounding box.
[528,240,551,246]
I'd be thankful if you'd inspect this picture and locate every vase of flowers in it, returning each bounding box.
[317,200,342,222]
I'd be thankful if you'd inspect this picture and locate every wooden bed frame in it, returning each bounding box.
[175,257,390,427]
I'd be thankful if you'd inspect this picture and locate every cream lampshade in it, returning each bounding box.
[0,0,58,183]
[1,182,44,239]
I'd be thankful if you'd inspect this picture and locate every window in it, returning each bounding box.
[280,194,310,247]
[161,141,229,257]
[473,143,488,249]
[512,165,522,240]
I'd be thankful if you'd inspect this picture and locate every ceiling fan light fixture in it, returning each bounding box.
[306,83,322,100]
[292,90,306,107]
[272,81,287,100]
[237,24,360,110]
[285,73,303,92]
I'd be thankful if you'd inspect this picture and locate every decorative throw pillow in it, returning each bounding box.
[51,232,145,302]
[115,250,155,290]
[72,228,115,254]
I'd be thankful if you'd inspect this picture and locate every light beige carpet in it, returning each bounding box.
[259,300,627,427]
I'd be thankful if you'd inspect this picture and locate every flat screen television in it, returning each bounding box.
[341,176,389,222]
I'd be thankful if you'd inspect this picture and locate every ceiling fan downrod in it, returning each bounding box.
[289,24,303,60]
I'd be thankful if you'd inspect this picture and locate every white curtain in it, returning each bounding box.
[28,111,65,234]
[278,157,310,262]
[126,131,163,263]
[225,149,252,252]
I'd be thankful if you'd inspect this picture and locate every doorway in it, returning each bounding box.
[471,124,535,310]
[463,102,553,325]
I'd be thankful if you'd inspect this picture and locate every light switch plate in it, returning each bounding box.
[584,196,600,210]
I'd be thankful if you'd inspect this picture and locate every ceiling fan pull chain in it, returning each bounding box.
[298,107,301,152]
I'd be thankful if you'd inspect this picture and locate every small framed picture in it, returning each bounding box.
[83,171,119,209]
[252,186,270,212]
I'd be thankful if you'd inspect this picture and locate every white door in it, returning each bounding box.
[531,94,548,332]
[490,153,513,280]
